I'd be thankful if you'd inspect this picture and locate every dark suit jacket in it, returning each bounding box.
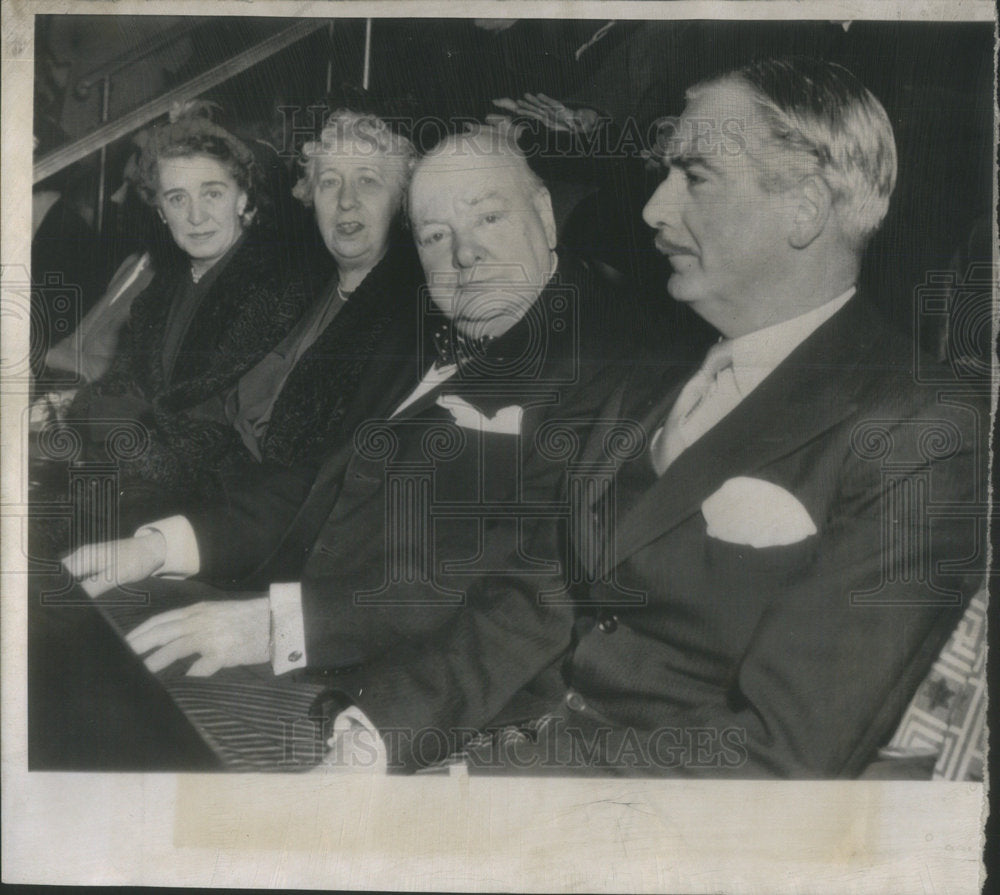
[183,256,634,766]
[251,238,426,468]
[189,251,631,577]
[520,294,985,778]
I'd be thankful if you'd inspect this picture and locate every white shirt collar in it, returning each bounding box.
[728,287,856,399]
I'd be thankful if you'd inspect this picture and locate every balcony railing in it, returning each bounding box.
[33,19,329,233]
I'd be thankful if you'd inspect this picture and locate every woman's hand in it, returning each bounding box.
[62,531,167,597]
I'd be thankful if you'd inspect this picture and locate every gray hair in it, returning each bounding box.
[416,124,547,198]
[292,109,418,207]
[691,57,898,248]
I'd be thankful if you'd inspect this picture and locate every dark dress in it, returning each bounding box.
[229,237,427,470]
[68,226,313,503]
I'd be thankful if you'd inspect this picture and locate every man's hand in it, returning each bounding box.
[321,714,387,774]
[62,531,167,597]
[125,597,271,676]
[482,113,528,145]
[492,93,601,136]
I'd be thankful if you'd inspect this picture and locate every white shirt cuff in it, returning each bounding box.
[269,581,307,674]
[324,706,388,773]
[134,515,200,578]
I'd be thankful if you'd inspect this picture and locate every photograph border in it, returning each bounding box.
[3,2,995,891]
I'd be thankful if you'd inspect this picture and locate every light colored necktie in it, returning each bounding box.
[650,339,735,475]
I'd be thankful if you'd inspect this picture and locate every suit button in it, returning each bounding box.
[288,651,303,663]
[597,613,619,633]
[565,690,586,712]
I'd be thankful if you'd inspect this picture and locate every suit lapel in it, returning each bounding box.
[387,362,454,421]
[577,352,692,470]
[610,297,878,566]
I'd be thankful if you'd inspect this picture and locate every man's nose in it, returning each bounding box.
[452,233,483,269]
[642,172,682,230]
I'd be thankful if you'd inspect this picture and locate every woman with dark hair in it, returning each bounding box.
[68,101,313,501]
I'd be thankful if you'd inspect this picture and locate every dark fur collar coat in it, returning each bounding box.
[253,237,426,468]
[76,226,313,496]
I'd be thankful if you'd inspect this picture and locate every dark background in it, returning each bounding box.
[28,16,997,887]
[34,17,994,350]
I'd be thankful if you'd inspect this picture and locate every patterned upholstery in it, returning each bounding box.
[879,586,988,781]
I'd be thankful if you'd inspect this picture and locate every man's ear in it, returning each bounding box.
[789,174,832,249]
[531,186,558,250]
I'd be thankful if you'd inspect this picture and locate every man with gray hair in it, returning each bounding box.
[462,56,984,777]
[55,124,633,770]
[50,59,982,777]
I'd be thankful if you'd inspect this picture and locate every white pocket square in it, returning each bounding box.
[701,476,817,547]
[436,394,523,434]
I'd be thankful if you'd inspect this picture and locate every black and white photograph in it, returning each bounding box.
[2,2,995,890]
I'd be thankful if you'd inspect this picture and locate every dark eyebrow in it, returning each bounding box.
[199,181,231,189]
[317,165,381,176]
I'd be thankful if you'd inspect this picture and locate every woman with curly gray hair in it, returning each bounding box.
[221,107,425,468]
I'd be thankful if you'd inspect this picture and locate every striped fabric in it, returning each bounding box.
[95,584,989,777]
[98,596,335,772]
[164,675,333,771]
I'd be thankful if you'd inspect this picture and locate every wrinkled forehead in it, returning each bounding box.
[313,145,407,179]
[411,151,530,209]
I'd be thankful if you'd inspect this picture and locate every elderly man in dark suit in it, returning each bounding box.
[446,56,985,777]
[54,126,632,769]
[297,56,983,776]
[54,58,982,777]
